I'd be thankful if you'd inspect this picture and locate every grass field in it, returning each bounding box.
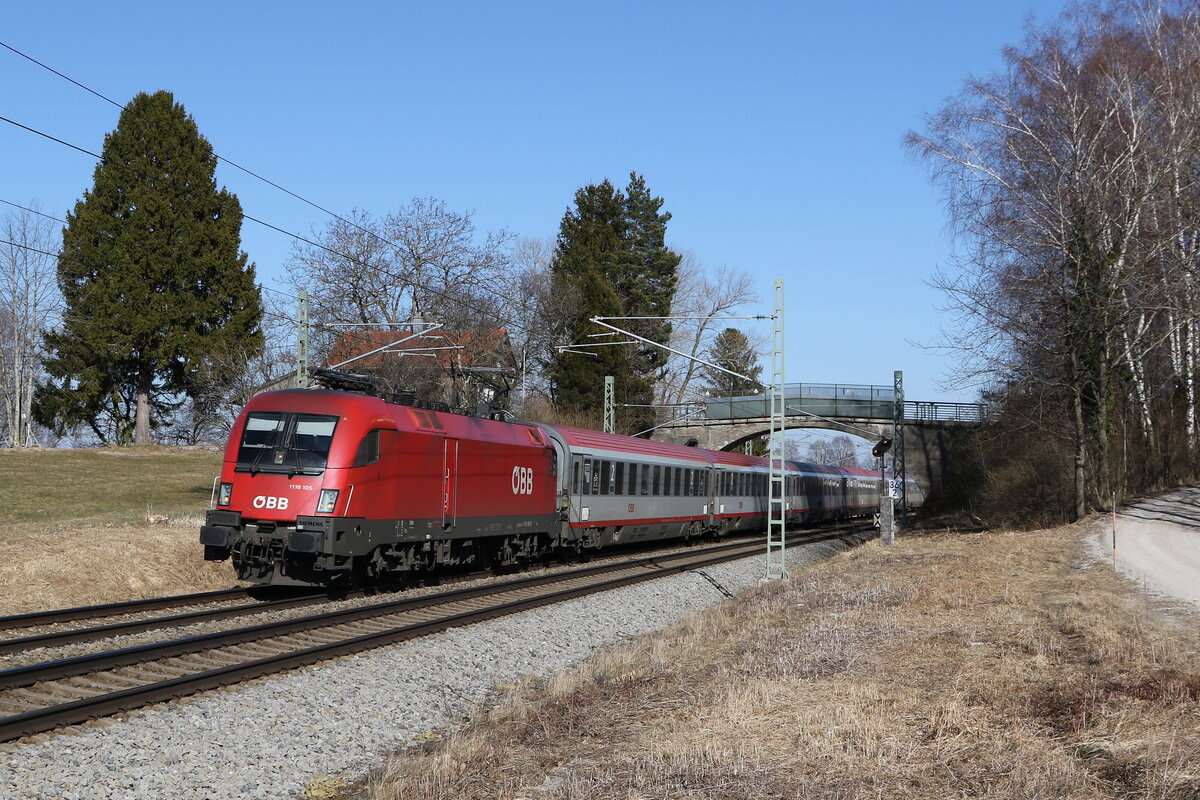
[0,446,240,615]
[344,523,1200,800]
[0,445,222,524]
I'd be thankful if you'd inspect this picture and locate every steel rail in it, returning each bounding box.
[0,526,868,742]
[0,590,368,655]
[0,587,277,631]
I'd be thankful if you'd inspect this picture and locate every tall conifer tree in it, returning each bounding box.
[35,91,263,444]
[703,328,762,396]
[548,174,679,433]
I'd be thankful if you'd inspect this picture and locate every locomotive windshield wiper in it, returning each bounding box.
[247,418,287,476]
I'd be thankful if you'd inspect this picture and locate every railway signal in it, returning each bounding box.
[871,437,892,458]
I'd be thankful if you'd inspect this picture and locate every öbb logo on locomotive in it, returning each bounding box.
[252,495,289,510]
[511,466,534,495]
[200,385,923,588]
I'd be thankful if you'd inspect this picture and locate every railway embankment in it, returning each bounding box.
[0,540,857,799]
[343,523,1200,800]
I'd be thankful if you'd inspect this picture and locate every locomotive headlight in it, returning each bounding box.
[218,482,233,507]
[316,488,339,514]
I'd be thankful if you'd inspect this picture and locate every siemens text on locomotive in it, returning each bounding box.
[200,388,923,587]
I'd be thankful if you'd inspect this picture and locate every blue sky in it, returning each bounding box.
[2,1,1069,405]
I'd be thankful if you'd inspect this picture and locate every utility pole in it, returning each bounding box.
[603,375,615,433]
[893,370,906,523]
[766,279,787,580]
[296,289,309,388]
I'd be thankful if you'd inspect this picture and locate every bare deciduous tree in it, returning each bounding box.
[656,255,760,407]
[0,205,60,447]
[910,0,1200,520]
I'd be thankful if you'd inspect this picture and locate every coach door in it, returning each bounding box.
[442,439,459,528]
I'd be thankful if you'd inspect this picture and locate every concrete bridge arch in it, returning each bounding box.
[656,415,951,498]
[669,419,892,453]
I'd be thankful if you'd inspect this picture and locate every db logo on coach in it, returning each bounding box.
[511,466,534,495]
[252,495,289,510]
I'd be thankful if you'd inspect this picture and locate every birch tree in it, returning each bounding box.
[0,205,60,447]
[909,2,1172,516]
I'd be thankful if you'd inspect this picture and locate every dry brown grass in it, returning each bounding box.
[0,516,240,615]
[347,524,1200,800]
[0,446,241,614]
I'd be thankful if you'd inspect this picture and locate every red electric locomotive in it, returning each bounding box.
[201,386,922,587]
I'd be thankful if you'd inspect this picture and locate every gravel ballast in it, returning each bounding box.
[0,537,862,799]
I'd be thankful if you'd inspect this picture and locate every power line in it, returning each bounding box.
[0,40,539,341]
[0,41,117,107]
[0,114,101,159]
[0,39,387,251]
[0,238,58,258]
[0,199,67,224]
[0,116,534,339]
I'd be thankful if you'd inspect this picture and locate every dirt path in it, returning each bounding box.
[1092,486,1200,606]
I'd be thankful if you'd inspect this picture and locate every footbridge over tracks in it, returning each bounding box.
[652,382,985,501]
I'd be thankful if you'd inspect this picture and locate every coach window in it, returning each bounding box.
[598,460,610,495]
[582,459,592,495]
[571,458,581,494]
[662,467,672,496]
[628,463,638,495]
[641,463,650,495]
[701,471,708,496]
[591,461,602,494]
[615,462,625,495]
[652,465,660,495]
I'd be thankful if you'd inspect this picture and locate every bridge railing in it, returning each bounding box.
[903,400,987,423]
[705,383,898,422]
[669,383,987,426]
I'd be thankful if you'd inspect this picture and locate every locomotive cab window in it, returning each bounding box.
[352,429,381,467]
[236,412,338,476]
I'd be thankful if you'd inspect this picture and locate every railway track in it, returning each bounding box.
[0,526,866,742]
[0,532,774,658]
[0,586,276,630]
